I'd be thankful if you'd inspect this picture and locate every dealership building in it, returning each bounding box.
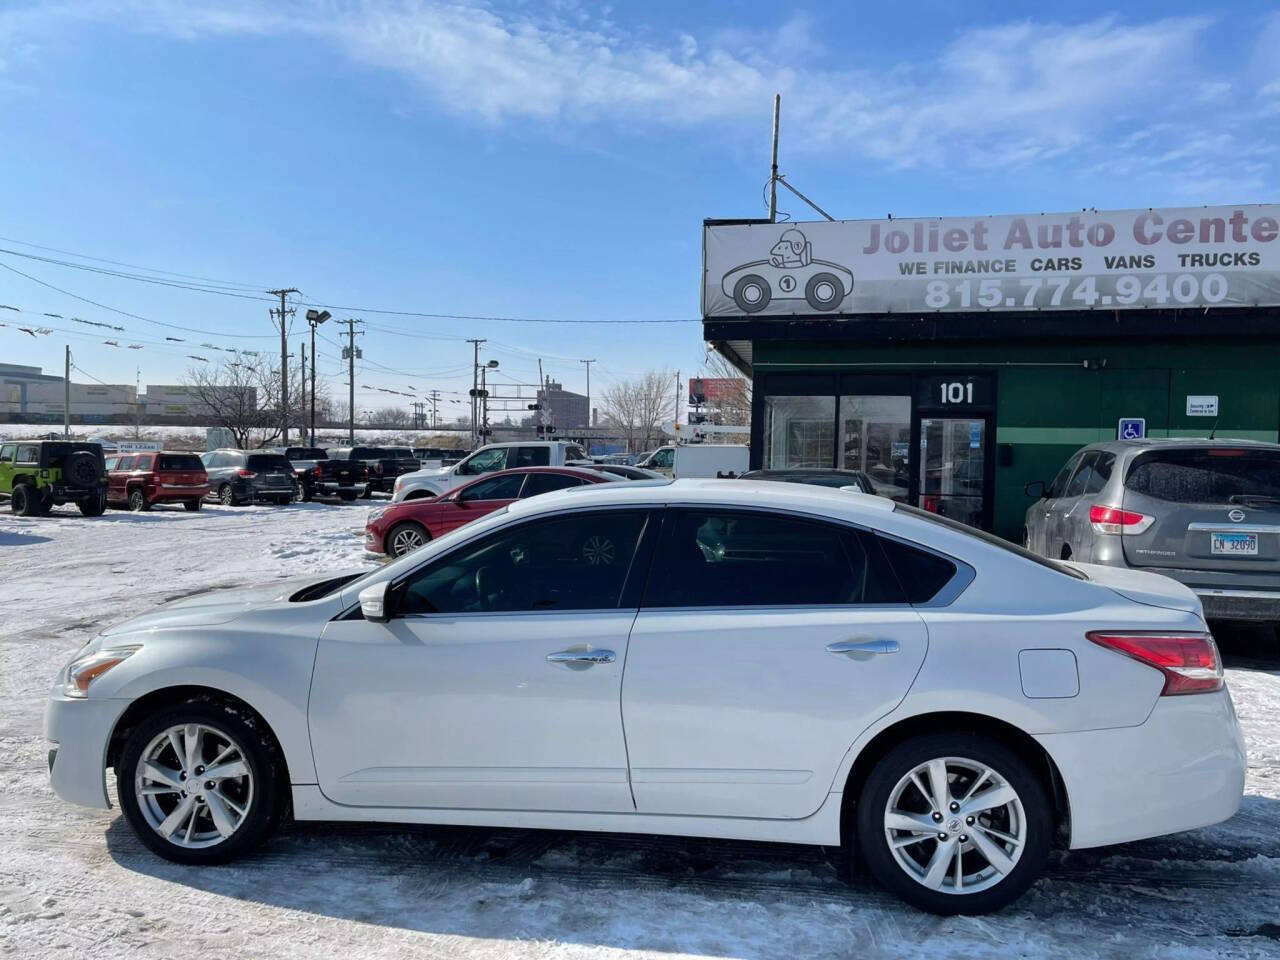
[703,204,1280,543]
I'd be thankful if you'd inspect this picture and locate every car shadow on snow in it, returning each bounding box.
[103,793,1280,956]
[0,529,54,546]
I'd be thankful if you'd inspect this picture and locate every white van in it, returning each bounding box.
[391,440,589,501]
[645,443,749,479]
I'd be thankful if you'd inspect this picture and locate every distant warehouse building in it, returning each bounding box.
[703,204,1280,542]
[536,378,589,428]
[0,362,135,421]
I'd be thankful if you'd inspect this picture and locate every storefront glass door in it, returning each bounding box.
[917,417,988,529]
[839,395,910,502]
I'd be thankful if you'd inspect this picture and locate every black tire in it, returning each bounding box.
[300,484,313,503]
[62,450,102,487]
[184,498,202,512]
[11,483,37,517]
[275,496,290,506]
[855,733,1052,915]
[338,491,357,502]
[117,700,281,866]
[732,274,771,313]
[804,271,845,311]
[35,492,54,515]
[218,483,235,506]
[387,521,430,557]
[78,492,107,516]
[359,485,373,499]
[128,487,150,512]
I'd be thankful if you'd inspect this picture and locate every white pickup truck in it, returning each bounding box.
[643,443,749,479]
[391,440,590,501]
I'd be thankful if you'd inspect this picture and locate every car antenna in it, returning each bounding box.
[1208,417,1218,440]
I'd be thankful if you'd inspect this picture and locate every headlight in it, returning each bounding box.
[368,508,387,522]
[394,477,403,492]
[63,645,141,698]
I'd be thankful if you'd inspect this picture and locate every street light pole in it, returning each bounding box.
[304,309,330,447]
[579,358,595,428]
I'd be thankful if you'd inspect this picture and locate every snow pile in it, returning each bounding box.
[1,502,1278,958]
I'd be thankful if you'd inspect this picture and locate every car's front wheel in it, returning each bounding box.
[387,521,429,557]
[855,733,1052,915]
[118,701,280,865]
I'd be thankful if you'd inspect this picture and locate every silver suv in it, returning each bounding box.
[1024,438,1280,621]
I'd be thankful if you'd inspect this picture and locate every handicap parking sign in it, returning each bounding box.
[1118,417,1146,440]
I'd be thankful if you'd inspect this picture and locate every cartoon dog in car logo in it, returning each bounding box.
[720,228,853,313]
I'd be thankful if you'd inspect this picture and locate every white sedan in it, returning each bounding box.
[45,480,1245,914]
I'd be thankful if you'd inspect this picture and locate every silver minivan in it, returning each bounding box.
[1024,438,1280,621]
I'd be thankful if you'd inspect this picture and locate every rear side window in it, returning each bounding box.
[1047,452,1081,498]
[644,510,903,608]
[876,536,959,603]
[246,454,292,471]
[117,455,138,470]
[1126,448,1280,504]
[16,444,38,463]
[514,446,551,467]
[1065,452,1097,498]
[520,473,585,497]
[1083,453,1114,495]
[158,454,204,471]
[135,454,154,470]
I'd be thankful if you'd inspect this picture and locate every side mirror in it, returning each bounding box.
[1024,480,1047,499]
[358,582,390,623]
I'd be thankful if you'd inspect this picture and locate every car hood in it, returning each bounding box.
[1069,561,1204,618]
[403,466,450,481]
[98,572,347,636]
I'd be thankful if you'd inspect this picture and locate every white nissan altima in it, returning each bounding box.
[45,479,1246,914]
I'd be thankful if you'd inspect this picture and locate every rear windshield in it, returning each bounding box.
[353,447,387,458]
[386,447,413,457]
[1125,448,1280,505]
[893,502,1087,580]
[285,447,327,460]
[246,454,293,471]
[157,454,204,471]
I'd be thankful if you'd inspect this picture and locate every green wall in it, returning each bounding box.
[754,338,1280,541]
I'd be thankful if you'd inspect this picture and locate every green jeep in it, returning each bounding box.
[0,440,109,516]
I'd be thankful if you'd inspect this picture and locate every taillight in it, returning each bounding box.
[313,465,324,477]
[375,463,384,473]
[1089,504,1154,535]
[1087,631,1223,695]
[237,469,256,478]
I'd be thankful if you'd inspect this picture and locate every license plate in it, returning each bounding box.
[1211,532,1258,555]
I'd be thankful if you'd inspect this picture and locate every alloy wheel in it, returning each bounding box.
[882,756,1026,895]
[219,485,233,505]
[134,722,254,849]
[391,526,425,556]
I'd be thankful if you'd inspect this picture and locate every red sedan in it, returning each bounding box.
[365,466,613,557]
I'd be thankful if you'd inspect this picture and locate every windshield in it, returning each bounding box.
[894,502,1087,580]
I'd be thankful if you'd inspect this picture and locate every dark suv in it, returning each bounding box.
[199,449,298,506]
[1025,438,1280,621]
[0,440,108,516]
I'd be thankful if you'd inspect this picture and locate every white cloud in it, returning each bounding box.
[0,1,1268,192]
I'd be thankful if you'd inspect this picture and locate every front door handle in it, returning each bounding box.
[826,638,900,658]
[546,649,616,665]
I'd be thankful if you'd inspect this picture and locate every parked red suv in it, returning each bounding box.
[106,451,211,511]
[365,466,612,557]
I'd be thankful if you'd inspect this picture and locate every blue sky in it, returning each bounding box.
[2,0,1279,416]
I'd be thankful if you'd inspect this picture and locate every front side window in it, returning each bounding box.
[0,444,14,463]
[644,509,902,608]
[398,510,649,615]
[520,473,586,497]
[649,447,674,470]
[566,445,587,461]
[513,446,551,467]
[458,447,509,475]
[457,473,525,501]
[1047,453,1082,499]
[764,395,835,469]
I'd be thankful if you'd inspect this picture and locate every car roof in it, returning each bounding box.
[462,465,612,482]
[1083,437,1280,455]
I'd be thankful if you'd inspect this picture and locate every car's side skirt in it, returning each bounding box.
[289,784,844,846]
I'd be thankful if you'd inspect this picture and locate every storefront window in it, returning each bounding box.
[839,395,910,502]
[764,396,835,468]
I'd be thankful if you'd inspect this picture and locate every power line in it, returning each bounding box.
[0,234,272,289]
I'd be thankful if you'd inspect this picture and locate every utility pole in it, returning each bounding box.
[268,288,299,444]
[63,345,70,438]
[340,318,364,443]
[466,338,485,449]
[537,358,547,438]
[769,94,780,222]
[429,389,440,428]
[579,358,595,431]
[299,342,306,449]
[134,366,141,439]
[675,369,681,427]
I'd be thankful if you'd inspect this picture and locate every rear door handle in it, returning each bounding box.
[826,638,900,658]
[546,649,616,665]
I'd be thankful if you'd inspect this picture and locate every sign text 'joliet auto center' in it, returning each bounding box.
[702,204,1280,541]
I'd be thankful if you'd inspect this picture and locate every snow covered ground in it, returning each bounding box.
[2,501,1279,959]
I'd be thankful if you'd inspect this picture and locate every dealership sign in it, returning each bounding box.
[703,205,1280,318]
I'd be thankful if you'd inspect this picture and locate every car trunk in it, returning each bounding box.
[155,454,206,488]
[1120,447,1280,587]
[246,455,295,490]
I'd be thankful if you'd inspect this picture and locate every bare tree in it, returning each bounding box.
[182,357,278,448]
[698,350,751,427]
[363,405,412,428]
[599,368,676,453]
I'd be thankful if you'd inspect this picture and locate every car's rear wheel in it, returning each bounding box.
[11,483,37,516]
[855,733,1052,915]
[184,498,202,512]
[360,485,373,499]
[387,521,429,557]
[118,701,280,865]
[218,483,235,506]
[128,487,150,512]
[78,492,107,516]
